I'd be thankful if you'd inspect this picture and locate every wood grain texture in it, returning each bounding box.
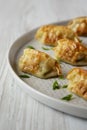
[0,0,87,130]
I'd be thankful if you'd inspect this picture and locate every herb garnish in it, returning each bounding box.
[79,39,83,43]
[58,75,64,79]
[19,74,30,78]
[52,80,60,90]
[42,47,51,50]
[61,94,73,101]
[57,59,61,63]
[62,85,68,88]
[27,45,35,49]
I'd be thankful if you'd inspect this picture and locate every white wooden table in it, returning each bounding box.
[0,0,87,129]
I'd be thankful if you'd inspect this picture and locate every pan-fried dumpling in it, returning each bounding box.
[67,68,87,100]
[35,25,80,46]
[53,39,87,65]
[68,17,87,36]
[18,48,62,79]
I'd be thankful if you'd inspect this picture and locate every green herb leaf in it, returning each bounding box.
[79,39,83,43]
[52,80,60,90]
[57,59,61,63]
[42,47,51,50]
[61,94,73,101]
[27,45,35,49]
[19,74,30,78]
[62,85,68,88]
[58,75,64,79]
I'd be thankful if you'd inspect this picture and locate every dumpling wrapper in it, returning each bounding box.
[18,48,62,79]
[53,38,87,66]
[35,25,80,46]
[67,68,87,100]
[68,16,87,36]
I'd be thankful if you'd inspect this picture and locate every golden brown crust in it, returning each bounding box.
[18,48,62,78]
[53,38,87,65]
[68,17,87,36]
[35,25,79,46]
[67,68,87,100]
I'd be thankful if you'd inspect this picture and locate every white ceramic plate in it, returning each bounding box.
[8,20,87,118]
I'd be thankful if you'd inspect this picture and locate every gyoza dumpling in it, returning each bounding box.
[35,25,80,46]
[18,48,62,79]
[67,68,87,100]
[53,38,87,65]
[68,17,87,36]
